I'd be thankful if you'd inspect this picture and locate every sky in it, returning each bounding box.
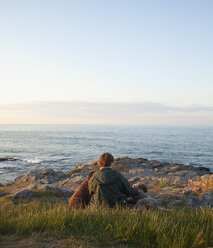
[0,0,213,124]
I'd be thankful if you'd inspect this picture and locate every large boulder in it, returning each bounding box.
[15,169,69,185]
[58,175,86,191]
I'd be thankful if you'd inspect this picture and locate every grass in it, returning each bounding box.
[0,195,212,248]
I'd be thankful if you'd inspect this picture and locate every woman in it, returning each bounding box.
[88,152,139,208]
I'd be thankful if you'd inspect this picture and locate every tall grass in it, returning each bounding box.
[0,197,212,248]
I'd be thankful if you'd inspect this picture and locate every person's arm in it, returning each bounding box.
[117,172,138,197]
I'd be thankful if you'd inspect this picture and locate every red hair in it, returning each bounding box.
[99,152,114,167]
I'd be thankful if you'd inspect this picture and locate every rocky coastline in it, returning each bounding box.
[0,157,212,208]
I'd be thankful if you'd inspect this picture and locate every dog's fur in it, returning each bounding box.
[68,170,95,209]
[134,182,147,192]
[127,182,148,204]
[133,182,157,209]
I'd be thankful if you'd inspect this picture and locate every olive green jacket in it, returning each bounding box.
[88,167,138,208]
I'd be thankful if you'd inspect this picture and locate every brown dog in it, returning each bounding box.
[128,182,148,203]
[133,182,158,209]
[68,170,95,209]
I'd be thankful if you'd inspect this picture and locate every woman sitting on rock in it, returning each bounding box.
[88,152,139,208]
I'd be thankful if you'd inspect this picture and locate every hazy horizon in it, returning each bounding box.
[1,1,213,125]
[0,100,213,125]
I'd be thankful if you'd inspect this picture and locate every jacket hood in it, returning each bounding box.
[94,168,117,185]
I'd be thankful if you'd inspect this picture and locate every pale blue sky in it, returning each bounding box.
[0,0,213,124]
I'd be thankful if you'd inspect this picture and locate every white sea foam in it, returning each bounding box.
[23,158,43,164]
[22,158,62,164]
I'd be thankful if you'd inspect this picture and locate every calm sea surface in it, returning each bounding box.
[0,125,213,183]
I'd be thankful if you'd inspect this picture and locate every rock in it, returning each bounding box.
[12,189,35,200]
[15,169,68,184]
[36,185,74,197]
[155,198,165,207]
[198,193,213,207]
[167,165,182,173]
[73,160,99,172]
[197,166,210,172]
[185,197,199,207]
[113,157,139,171]
[183,190,198,197]
[191,187,202,194]
[59,175,85,191]
[188,175,213,192]
[185,193,213,208]
[26,184,40,190]
[147,160,163,168]
[0,183,3,187]
[168,200,184,208]
[134,158,149,164]
[1,156,211,208]
[0,192,8,197]
[174,171,187,177]
[0,157,17,162]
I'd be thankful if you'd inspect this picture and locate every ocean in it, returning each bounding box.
[0,125,213,183]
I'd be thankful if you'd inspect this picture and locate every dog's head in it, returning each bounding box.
[133,182,147,193]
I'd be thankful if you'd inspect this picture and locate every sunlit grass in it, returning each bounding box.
[0,196,212,248]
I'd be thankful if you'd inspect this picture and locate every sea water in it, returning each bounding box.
[0,125,213,183]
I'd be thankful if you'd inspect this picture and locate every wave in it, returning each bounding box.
[0,163,20,169]
[22,158,44,164]
[148,151,164,155]
[22,157,69,164]
[193,153,207,157]
[0,156,69,165]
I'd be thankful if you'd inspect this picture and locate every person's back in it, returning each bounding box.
[88,153,138,208]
